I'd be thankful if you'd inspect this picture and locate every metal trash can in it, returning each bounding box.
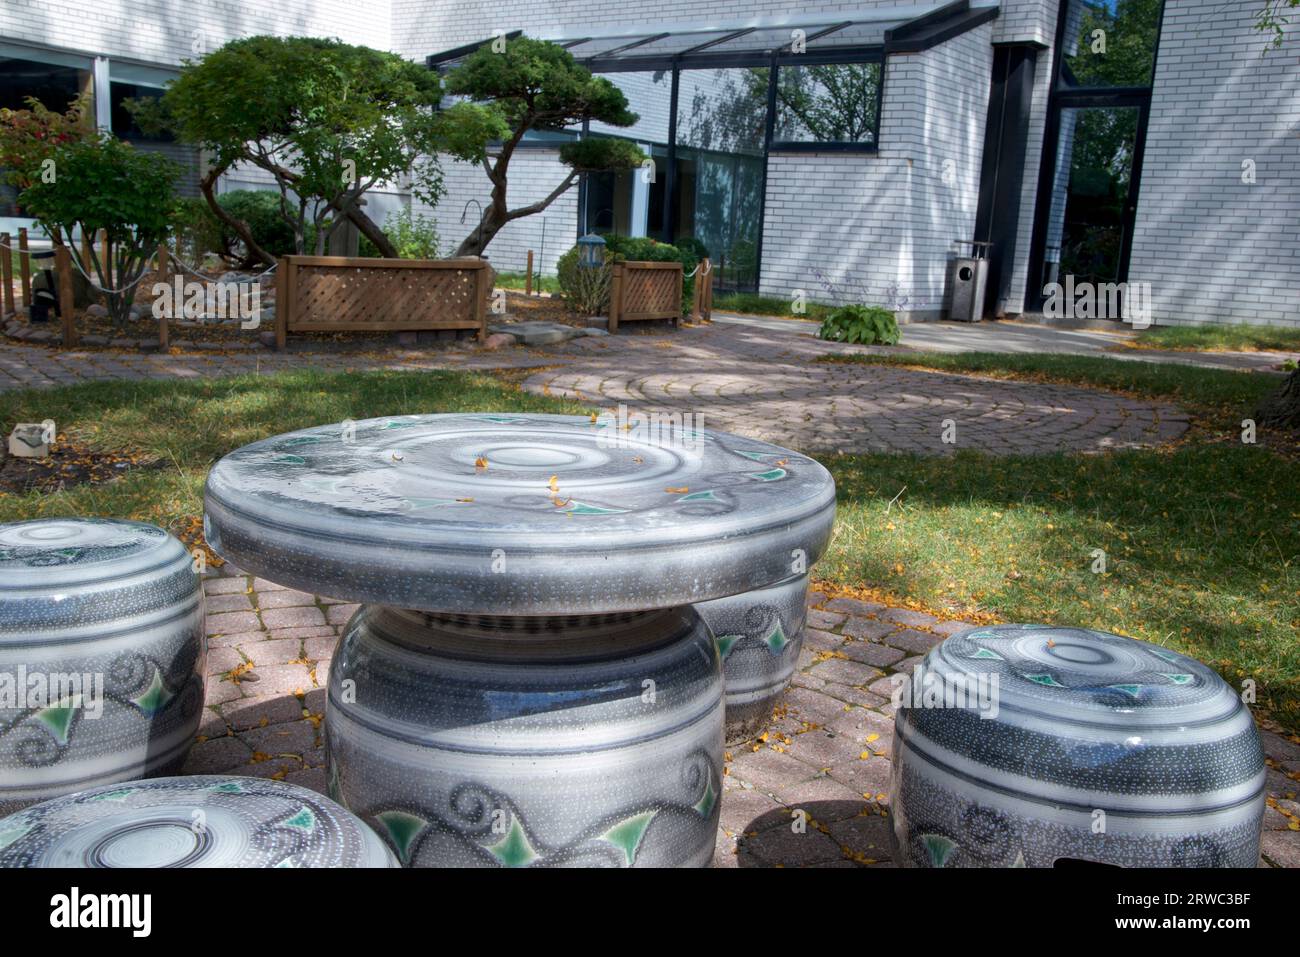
[948,241,991,323]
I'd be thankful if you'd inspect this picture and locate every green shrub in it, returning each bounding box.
[556,246,611,315]
[817,304,901,346]
[171,196,224,261]
[358,207,440,259]
[216,190,297,264]
[21,135,177,327]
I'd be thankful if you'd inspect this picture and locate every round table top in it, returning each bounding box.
[0,776,396,868]
[0,519,196,638]
[204,412,836,614]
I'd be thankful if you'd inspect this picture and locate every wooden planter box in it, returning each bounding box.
[275,255,490,349]
[609,261,682,333]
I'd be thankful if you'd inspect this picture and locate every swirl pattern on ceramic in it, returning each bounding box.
[695,574,808,745]
[0,775,397,867]
[326,605,723,867]
[888,625,1265,868]
[0,520,206,815]
[204,413,835,613]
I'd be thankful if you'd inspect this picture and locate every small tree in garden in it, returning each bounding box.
[0,93,96,194]
[20,137,177,329]
[439,37,647,257]
[134,36,445,265]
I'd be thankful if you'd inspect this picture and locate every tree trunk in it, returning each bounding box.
[452,169,579,258]
[341,203,399,259]
[199,170,277,269]
[1256,367,1300,430]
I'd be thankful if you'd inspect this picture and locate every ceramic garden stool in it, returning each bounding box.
[0,519,206,815]
[888,624,1266,868]
[695,574,808,745]
[204,413,835,867]
[0,775,397,867]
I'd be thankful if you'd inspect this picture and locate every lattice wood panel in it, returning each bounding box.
[610,261,682,333]
[275,256,488,349]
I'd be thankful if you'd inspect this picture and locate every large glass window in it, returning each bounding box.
[773,62,881,146]
[673,68,768,291]
[1059,0,1163,89]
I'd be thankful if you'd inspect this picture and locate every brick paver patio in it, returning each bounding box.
[187,567,1300,868]
[0,320,1188,456]
[10,320,1283,865]
[524,324,1190,455]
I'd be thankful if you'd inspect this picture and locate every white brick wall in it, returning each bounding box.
[1128,0,1300,327]
[415,150,579,274]
[993,0,1052,46]
[760,23,994,318]
[0,0,390,64]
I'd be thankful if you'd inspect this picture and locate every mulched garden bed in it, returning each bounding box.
[0,438,162,496]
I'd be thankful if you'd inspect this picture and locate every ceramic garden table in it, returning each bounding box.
[204,412,835,867]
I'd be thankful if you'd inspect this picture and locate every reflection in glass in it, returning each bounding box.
[774,63,880,144]
[1042,105,1140,288]
[675,68,768,291]
[1059,0,1163,89]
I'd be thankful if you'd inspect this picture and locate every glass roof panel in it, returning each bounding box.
[611,30,745,58]
[562,34,665,58]
[704,24,847,55]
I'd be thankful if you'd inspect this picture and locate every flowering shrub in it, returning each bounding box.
[0,93,95,193]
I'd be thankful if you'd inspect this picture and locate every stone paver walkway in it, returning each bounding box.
[525,323,1190,455]
[0,322,1191,455]
[184,568,1300,868]
[714,313,1294,374]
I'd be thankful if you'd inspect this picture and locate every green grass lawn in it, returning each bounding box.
[818,352,1298,728]
[493,271,563,295]
[1127,324,1300,354]
[2,356,1296,728]
[711,292,834,323]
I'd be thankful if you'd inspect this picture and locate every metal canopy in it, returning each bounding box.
[426,1,999,72]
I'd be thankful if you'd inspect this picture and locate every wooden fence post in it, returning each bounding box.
[608,262,623,335]
[701,258,712,321]
[275,257,288,351]
[156,244,169,349]
[18,229,31,310]
[0,234,13,317]
[475,262,488,341]
[54,245,77,346]
[525,250,533,296]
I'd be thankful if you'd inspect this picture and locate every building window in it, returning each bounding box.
[772,62,882,148]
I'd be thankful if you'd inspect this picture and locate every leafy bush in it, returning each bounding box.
[171,196,224,262]
[556,246,611,315]
[358,207,440,260]
[0,93,95,193]
[21,136,177,327]
[216,190,298,265]
[816,304,901,346]
[675,235,710,262]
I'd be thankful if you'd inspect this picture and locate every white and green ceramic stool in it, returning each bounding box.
[205,413,836,867]
[0,519,206,815]
[889,625,1265,868]
[695,574,809,745]
[0,776,397,867]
